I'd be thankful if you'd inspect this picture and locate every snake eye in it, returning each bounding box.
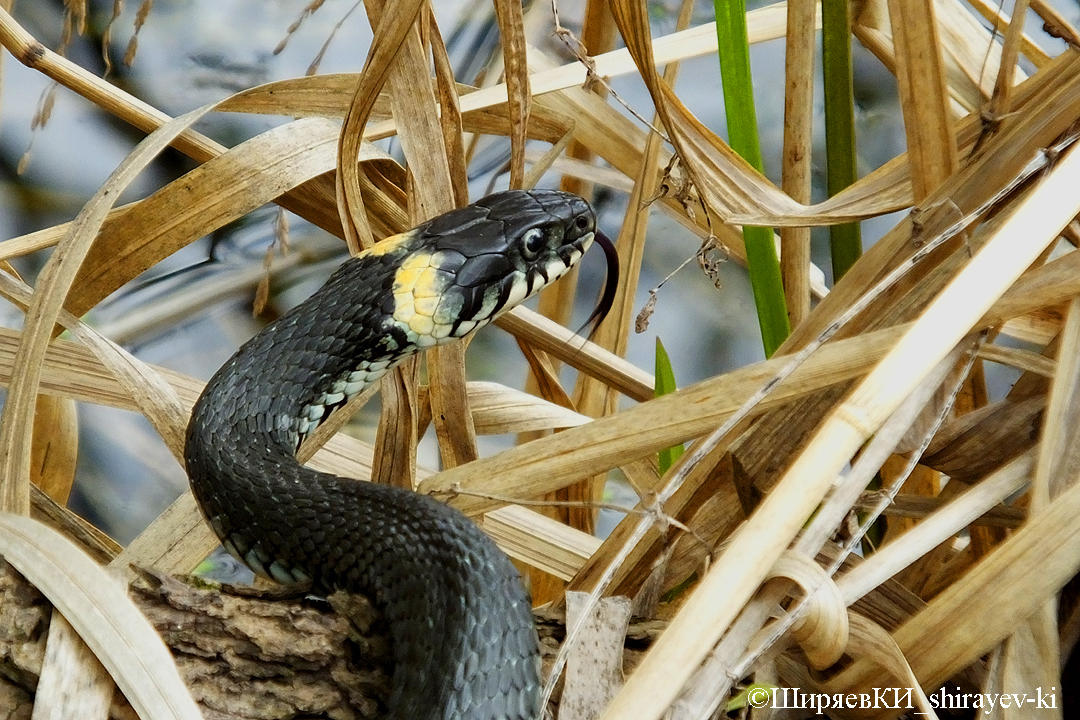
[574,215,591,231]
[520,227,546,260]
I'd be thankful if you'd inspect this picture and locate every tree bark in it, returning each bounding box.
[0,560,659,720]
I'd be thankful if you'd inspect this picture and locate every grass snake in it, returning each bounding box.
[184,190,617,720]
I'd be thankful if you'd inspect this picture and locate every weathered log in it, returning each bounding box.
[0,560,659,720]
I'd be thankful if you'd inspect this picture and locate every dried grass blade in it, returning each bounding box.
[966,0,1052,69]
[833,613,940,718]
[366,2,475,471]
[467,381,589,434]
[829,459,1080,700]
[673,342,969,718]
[65,117,356,318]
[30,395,78,505]
[482,505,602,581]
[609,0,909,227]
[493,0,530,189]
[0,103,213,515]
[358,3,800,143]
[887,0,958,199]
[497,307,655,402]
[372,357,420,489]
[768,551,848,669]
[1033,296,1080,503]
[838,454,1034,605]
[1001,296,1080,699]
[336,0,426,252]
[34,609,115,719]
[986,0,1031,144]
[0,514,203,720]
[0,8,221,163]
[0,270,187,464]
[780,0,817,325]
[427,16,469,206]
[595,138,1080,720]
[418,326,900,516]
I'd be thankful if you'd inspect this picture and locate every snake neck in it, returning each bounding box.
[183,250,541,720]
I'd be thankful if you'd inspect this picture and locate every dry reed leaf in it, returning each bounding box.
[596,136,1080,720]
[836,613,939,718]
[966,0,1052,69]
[1002,296,1080,700]
[1033,296,1080,503]
[767,551,848,670]
[733,58,1080,501]
[372,357,420,490]
[857,0,1025,116]
[991,609,1061,717]
[483,505,602,581]
[466,381,589,434]
[827,464,1080,708]
[573,0,694,423]
[110,492,217,575]
[670,344,969,714]
[515,339,577,414]
[886,0,958,200]
[423,236,1080,518]
[493,0,530,189]
[501,307,654,401]
[360,2,801,142]
[0,115,400,319]
[0,158,403,269]
[569,427,743,600]
[31,482,122,564]
[30,395,78,505]
[0,271,189,459]
[335,0,426,253]
[837,450,1033,605]
[521,129,576,190]
[418,327,896,516]
[780,0,817,325]
[66,118,395,318]
[0,514,202,720]
[800,341,971,553]
[0,103,214,516]
[859,493,1025,528]
[935,0,1017,111]
[219,75,573,146]
[0,324,200,413]
[34,609,114,718]
[978,343,1056,377]
[426,343,480,467]
[0,7,222,166]
[535,0,617,380]
[427,15,469,207]
[610,0,910,228]
[365,3,475,474]
[216,73,394,118]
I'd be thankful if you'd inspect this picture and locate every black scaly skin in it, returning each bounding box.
[184,190,599,720]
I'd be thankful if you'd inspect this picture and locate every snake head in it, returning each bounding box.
[393,189,617,347]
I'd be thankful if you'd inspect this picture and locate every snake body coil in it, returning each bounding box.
[184,190,609,720]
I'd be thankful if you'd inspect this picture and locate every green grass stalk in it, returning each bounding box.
[821,0,863,280]
[714,0,790,356]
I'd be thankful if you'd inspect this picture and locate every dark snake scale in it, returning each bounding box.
[184,190,617,720]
